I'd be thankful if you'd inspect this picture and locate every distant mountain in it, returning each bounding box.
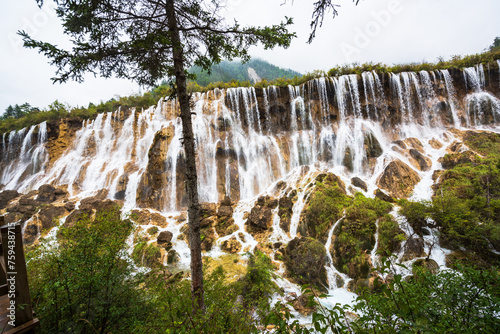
[189,59,302,86]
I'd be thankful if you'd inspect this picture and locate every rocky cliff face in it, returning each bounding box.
[1,61,500,310]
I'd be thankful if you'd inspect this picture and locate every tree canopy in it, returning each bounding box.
[20,0,295,88]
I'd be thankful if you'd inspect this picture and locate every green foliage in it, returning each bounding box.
[283,237,328,291]
[27,207,151,333]
[240,251,279,310]
[328,50,500,77]
[399,199,433,235]
[143,266,260,333]
[378,214,406,255]
[190,58,301,86]
[265,261,500,334]
[489,36,500,52]
[334,193,392,278]
[305,177,350,239]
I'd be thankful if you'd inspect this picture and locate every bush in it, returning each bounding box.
[266,261,500,333]
[27,207,151,333]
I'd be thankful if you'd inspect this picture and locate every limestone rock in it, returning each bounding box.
[374,189,395,203]
[428,139,443,149]
[412,258,439,275]
[246,195,277,230]
[364,132,383,158]
[131,209,167,227]
[217,205,233,218]
[377,160,421,199]
[157,231,173,244]
[284,237,328,291]
[278,195,293,233]
[401,236,425,262]
[221,237,242,253]
[136,125,177,210]
[351,177,368,192]
[0,190,20,210]
[200,203,218,217]
[409,149,432,171]
[292,292,317,316]
[38,205,67,230]
[37,184,68,203]
[404,138,424,153]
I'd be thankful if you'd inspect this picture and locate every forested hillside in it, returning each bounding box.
[190,59,301,86]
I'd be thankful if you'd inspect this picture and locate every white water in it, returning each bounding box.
[2,64,500,317]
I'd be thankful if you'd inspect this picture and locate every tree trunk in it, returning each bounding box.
[165,0,205,311]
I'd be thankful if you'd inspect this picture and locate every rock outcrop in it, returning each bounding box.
[377,160,421,198]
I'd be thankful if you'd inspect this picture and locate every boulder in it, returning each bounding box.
[37,184,68,203]
[200,202,218,218]
[409,149,432,171]
[221,237,242,253]
[0,190,19,210]
[364,132,383,158]
[284,237,328,291]
[157,231,173,244]
[38,205,67,230]
[412,258,439,275]
[428,139,443,149]
[131,209,167,227]
[343,147,353,172]
[377,160,421,198]
[200,216,217,228]
[247,205,273,230]
[136,126,176,210]
[221,195,232,206]
[374,189,395,203]
[292,292,317,316]
[246,195,278,230]
[351,177,368,192]
[217,205,233,218]
[404,138,424,153]
[401,236,425,261]
[347,276,384,293]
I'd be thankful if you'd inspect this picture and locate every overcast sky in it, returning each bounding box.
[1,0,499,114]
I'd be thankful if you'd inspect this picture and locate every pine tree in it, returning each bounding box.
[20,0,295,312]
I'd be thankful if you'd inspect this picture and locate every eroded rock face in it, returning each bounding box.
[0,190,20,210]
[377,160,421,198]
[278,194,294,233]
[136,126,176,210]
[246,195,278,230]
[47,118,83,164]
[284,237,328,291]
[38,205,67,230]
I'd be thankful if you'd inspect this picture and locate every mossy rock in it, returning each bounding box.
[299,173,349,242]
[132,241,162,268]
[412,258,439,275]
[283,237,328,292]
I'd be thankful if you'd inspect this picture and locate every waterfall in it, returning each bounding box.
[441,69,462,127]
[1,62,499,212]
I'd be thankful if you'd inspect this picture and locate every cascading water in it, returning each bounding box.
[2,63,500,318]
